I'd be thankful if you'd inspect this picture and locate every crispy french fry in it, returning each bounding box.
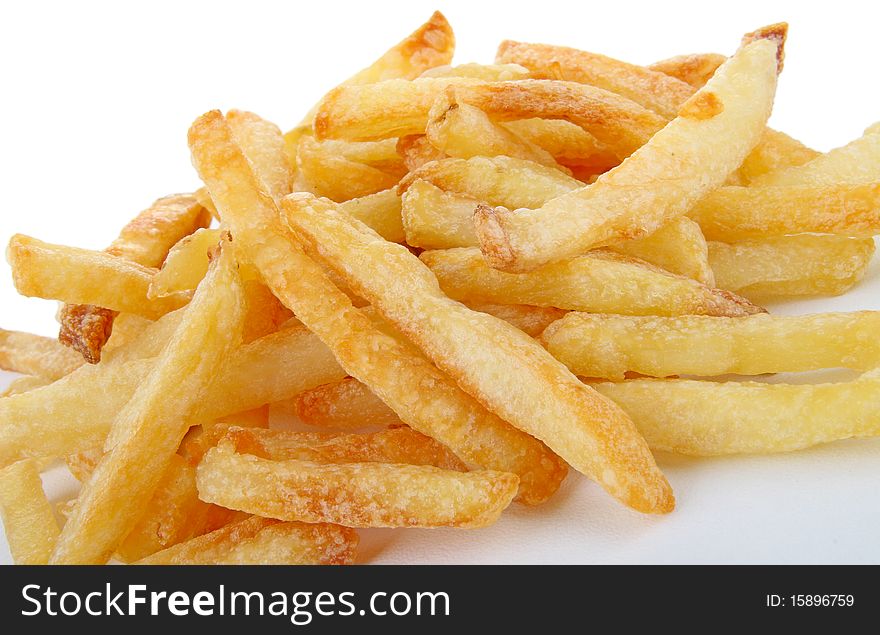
[289,377,401,430]
[594,369,880,455]
[283,194,673,513]
[149,228,222,298]
[296,135,401,201]
[737,128,821,182]
[7,235,188,319]
[136,516,358,565]
[0,328,83,380]
[189,110,566,505]
[648,53,727,88]
[224,426,467,471]
[401,180,482,249]
[397,134,447,170]
[194,187,219,220]
[474,34,781,271]
[543,312,880,380]
[500,118,618,172]
[0,459,60,564]
[421,247,759,316]
[709,235,875,299]
[58,194,210,363]
[49,239,245,564]
[179,406,270,467]
[421,62,531,80]
[465,302,567,336]
[197,441,518,528]
[228,110,294,200]
[0,375,50,398]
[337,189,404,243]
[691,182,880,241]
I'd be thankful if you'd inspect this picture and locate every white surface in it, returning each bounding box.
[2,0,879,564]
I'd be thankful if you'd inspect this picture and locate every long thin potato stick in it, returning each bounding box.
[648,53,727,88]
[136,516,358,565]
[474,35,781,271]
[189,110,565,505]
[197,441,518,528]
[542,312,880,380]
[50,239,244,564]
[0,459,60,564]
[0,329,83,380]
[594,370,880,455]
[337,189,404,243]
[283,193,674,513]
[149,228,223,297]
[289,377,402,430]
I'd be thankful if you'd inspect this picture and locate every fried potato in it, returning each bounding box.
[421,247,759,317]
[337,188,404,243]
[0,375,50,398]
[421,62,531,80]
[397,134,447,170]
[709,235,875,299]
[426,88,564,168]
[500,118,618,172]
[8,235,188,319]
[178,406,270,467]
[464,302,567,336]
[0,328,83,380]
[149,228,222,298]
[737,128,820,182]
[288,377,401,430]
[474,35,781,272]
[0,459,60,564]
[297,138,406,175]
[194,187,219,220]
[228,110,294,200]
[296,135,401,201]
[197,441,518,528]
[49,238,245,564]
[594,369,880,455]
[135,516,358,565]
[189,110,566,505]
[648,53,727,88]
[224,426,466,471]
[543,312,880,380]
[58,194,210,363]
[691,182,880,241]
[401,179,484,249]
[283,194,673,513]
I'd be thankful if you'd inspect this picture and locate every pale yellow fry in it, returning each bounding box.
[474,36,780,272]
[401,180,483,249]
[594,369,880,456]
[709,235,875,300]
[7,235,188,319]
[296,135,400,202]
[189,110,566,505]
[136,516,358,565]
[337,189,404,243]
[228,110,294,200]
[0,459,59,564]
[50,242,245,564]
[543,312,880,380]
[283,194,673,513]
[501,118,618,171]
[738,128,820,182]
[197,442,518,528]
[421,62,531,80]
[1,375,50,398]
[149,228,223,298]
[465,302,567,337]
[397,134,447,170]
[0,323,346,469]
[421,247,760,317]
[0,328,83,380]
[289,377,401,430]
[691,182,880,241]
[648,53,727,88]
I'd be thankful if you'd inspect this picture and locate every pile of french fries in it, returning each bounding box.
[1,11,879,565]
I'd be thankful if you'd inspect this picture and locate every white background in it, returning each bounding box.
[1,0,879,564]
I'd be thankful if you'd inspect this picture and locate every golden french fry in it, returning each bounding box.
[149,228,222,298]
[58,193,210,363]
[49,239,245,564]
[709,235,875,299]
[296,135,401,201]
[737,128,820,182]
[179,406,270,467]
[7,235,188,319]
[0,459,60,564]
[421,62,531,80]
[283,193,673,513]
[500,118,618,172]
[648,53,727,88]
[421,247,759,317]
[136,516,358,565]
[465,302,567,336]
[197,441,518,528]
[336,189,404,243]
[189,110,566,505]
[474,34,781,272]
[288,377,401,430]
[0,328,83,380]
[543,312,880,380]
[691,182,880,241]
[194,187,219,220]
[397,134,447,170]
[224,426,467,471]
[594,369,880,455]
[401,179,481,249]
[0,375,50,398]
[228,110,294,200]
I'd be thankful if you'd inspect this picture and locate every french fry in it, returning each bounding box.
[135,516,358,565]
[691,182,880,241]
[737,128,821,182]
[337,189,404,243]
[58,194,210,363]
[648,53,727,88]
[474,34,781,271]
[224,426,467,471]
[283,193,674,513]
[542,312,880,380]
[465,302,567,336]
[500,118,618,172]
[421,247,759,317]
[7,235,188,319]
[426,88,565,169]
[0,328,83,380]
[0,459,60,564]
[401,179,482,249]
[594,369,880,455]
[189,110,567,505]
[709,235,875,299]
[49,239,245,564]
[197,441,518,528]
[179,405,270,467]
[289,377,401,430]
[227,110,294,200]
[296,135,401,201]
[421,62,531,80]
[0,375,50,398]
[149,228,222,298]
[397,134,447,170]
